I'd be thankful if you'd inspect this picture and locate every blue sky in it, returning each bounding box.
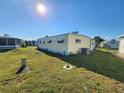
[0,0,124,40]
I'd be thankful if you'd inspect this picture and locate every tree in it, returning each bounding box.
[93,36,104,46]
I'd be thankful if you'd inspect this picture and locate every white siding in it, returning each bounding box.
[68,34,91,54]
[107,41,119,49]
[38,35,69,55]
[119,37,124,53]
[37,33,94,55]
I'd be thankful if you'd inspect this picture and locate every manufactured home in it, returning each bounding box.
[107,39,119,49]
[37,32,96,56]
[0,36,22,50]
[99,39,119,49]
[99,41,108,48]
[119,34,124,53]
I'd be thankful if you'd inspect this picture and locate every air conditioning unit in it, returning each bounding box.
[80,48,90,55]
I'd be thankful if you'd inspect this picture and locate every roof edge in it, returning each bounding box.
[119,34,124,38]
[38,33,91,40]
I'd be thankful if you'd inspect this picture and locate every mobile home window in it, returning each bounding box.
[8,38,15,45]
[58,39,64,43]
[17,39,21,45]
[43,41,45,44]
[38,40,41,44]
[47,40,52,43]
[75,39,81,43]
[0,38,6,45]
[40,41,42,44]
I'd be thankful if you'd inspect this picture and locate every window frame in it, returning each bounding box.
[57,39,64,44]
[47,40,52,44]
[75,39,81,43]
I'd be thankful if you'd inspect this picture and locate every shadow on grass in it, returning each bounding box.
[37,48,124,83]
[16,66,26,74]
[0,49,14,52]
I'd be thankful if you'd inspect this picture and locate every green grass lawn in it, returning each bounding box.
[97,48,118,53]
[0,47,124,93]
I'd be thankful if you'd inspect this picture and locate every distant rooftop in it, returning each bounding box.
[0,36,20,39]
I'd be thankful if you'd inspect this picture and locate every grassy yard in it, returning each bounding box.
[0,47,124,93]
[97,48,118,53]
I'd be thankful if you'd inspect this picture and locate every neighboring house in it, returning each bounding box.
[25,40,37,46]
[119,34,124,53]
[37,32,96,56]
[99,41,108,48]
[0,36,22,49]
[99,39,119,49]
[107,39,119,49]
